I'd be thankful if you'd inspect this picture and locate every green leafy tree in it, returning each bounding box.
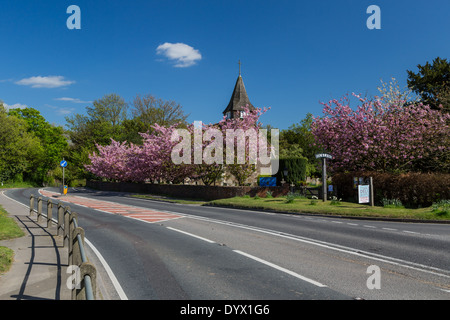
[65,94,129,179]
[0,106,43,183]
[407,57,450,112]
[280,113,321,177]
[8,107,68,182]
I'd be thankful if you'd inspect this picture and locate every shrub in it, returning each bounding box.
[285,193,295,203]
[330,196,342,205]
[333,171,450,207]
[382,198,404,208]
[432,200,450,216]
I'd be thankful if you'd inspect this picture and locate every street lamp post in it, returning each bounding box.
[282,169,288,186]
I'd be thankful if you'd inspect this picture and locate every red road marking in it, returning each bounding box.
[39,190,183,223]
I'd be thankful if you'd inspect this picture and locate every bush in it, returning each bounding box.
[285,193,296,203]
[330,196,342,205]
[432,200,450,216]
[382,198,404,208]
[333,172,450,208]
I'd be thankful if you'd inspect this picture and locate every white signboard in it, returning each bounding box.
[358,185,370,204]
[315,153,333,159]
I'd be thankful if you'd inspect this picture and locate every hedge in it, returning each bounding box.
[275,158,308,186]
[332,171,450,207]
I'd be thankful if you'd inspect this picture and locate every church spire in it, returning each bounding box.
[222,61,255,119]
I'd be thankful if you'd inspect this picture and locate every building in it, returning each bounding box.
[222,61,255,120]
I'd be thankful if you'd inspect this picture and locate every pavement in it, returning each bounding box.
[0,191,71,300]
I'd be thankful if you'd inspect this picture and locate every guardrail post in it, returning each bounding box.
[37,197,42,223]
[68,211,78,266]
[77,263,97,300]
[64,206,71,248]
[29,196,34,217]
[57,204,64,236]
[72,227,85,268]
[47,199,53,228]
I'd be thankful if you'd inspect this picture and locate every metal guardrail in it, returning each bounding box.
[29,195,97,300]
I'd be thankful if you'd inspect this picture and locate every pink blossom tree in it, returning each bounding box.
[86,124,193,183]
[85,106,277,185]
[311,94,450,173]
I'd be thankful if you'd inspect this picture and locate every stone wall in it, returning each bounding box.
[86,180,290,201]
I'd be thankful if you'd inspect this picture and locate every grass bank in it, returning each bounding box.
[0,205,25,274]
[0,181,38,189]
[208,196,450,222]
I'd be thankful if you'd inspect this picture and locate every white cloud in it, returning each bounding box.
[57,108,76,115]
[45,104,76,115]
[3,102,28,110]
[156,42,202,68]
[15,76,75,88]
[54,97,91,104]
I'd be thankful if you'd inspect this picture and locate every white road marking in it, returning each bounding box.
[169,214,450,280]
[233,250,327,288]
[84,238,128,300]
[166,227,216,244]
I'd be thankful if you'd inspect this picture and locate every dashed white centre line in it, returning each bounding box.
[166,227,216,244]
[233,250,327,288]
[403,230,420,235]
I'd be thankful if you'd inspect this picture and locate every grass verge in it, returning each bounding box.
[0,181,38,189]
[0,205,25,274]
[0,247,14,274]
[208,196,450,221]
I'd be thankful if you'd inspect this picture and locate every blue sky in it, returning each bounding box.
[1,0,449,130]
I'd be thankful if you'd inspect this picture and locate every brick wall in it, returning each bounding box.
[86,180,290,201]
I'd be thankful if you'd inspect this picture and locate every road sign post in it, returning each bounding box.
[315,153,333,202]
[60,160,68,195]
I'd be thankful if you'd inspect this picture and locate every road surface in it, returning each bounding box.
[5,187,450,302]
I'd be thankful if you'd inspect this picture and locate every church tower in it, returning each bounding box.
[222,61,255,119]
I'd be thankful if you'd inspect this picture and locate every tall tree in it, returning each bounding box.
[123,94,189,144]
[407,57,450,111]
[65,93,128,179]
[0,106,43,183]
[132,94,189,127]
[280,113,321,176]
[8,107,68,182]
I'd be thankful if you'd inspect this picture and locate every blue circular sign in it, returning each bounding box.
[60,160,67,168]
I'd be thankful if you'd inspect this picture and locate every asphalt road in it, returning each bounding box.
[5,187,450,301]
